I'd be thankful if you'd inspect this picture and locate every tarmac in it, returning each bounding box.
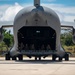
[0,57,75,75]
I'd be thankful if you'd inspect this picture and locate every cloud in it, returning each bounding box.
[63,15,75,22]
[42,3,75,22]
[0,4,10,17]
[0,2,23,21]
[0,2,75,23]
[43,0,56,2]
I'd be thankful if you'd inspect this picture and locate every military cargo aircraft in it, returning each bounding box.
[0,0,75,61]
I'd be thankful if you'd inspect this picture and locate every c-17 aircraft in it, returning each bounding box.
[0,0,75,61]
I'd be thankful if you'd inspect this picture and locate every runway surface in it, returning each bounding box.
[0,57,75,75]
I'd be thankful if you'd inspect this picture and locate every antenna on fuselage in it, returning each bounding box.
[34,0,40,7]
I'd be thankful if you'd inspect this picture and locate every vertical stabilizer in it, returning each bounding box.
[34,0,40,7]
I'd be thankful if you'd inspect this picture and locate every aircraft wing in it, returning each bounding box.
[0,21,13,35]
[60,21,75,44]
[2,25,13,28]
[61,21,75,29]
[0,21,13,28]
[61,21,75,34]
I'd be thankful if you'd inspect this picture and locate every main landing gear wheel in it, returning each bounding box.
[5,53,10,60]
[12,56,16,60]
[59,57,62,61]
[52,55,56,61]
[18,55,23,61]
[35,57,37,60]
[39,57,41,60]
[65,53,69,61]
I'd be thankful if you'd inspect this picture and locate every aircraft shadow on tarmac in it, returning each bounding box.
[15,59,75,64]
[0,59,75,64]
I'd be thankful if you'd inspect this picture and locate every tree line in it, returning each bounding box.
[61,30,74,46]
[0,29,14,52]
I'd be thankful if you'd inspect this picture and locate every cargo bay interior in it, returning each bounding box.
[18,26,56,52]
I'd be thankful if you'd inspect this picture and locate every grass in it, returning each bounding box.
[63,45,75,57]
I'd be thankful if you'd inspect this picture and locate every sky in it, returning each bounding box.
[0,0,75,23]
[0,0,75,34]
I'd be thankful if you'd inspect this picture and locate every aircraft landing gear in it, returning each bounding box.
[5,53,10,60]
[35,56,41,60]
[18,54,23,61]
[39,57,41,60]
[5,52,10,60]
[64,53,69,61]
[59,57,62,61]
[12,56,16,60]
[52,54,63,61]
[52,54,56,61]
[35,57,37,60]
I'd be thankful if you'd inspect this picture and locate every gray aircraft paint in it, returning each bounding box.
[10,4,65,57]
